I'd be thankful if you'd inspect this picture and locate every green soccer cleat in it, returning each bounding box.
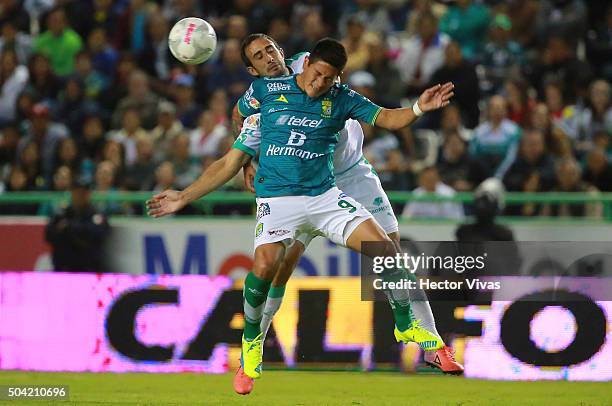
[241,333,264,379]
[394,319,444,351]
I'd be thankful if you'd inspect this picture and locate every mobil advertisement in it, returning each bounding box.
[2,218,612,275]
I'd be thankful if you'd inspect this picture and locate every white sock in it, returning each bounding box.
[409,286,442,339]
[260,285,286,340]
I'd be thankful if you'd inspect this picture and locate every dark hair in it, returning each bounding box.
[240,33,281,68]
[308,38,347,72]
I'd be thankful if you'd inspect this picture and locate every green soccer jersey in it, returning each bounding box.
[236,74,382,198]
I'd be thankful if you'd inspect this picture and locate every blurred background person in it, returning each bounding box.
[45,178,109,272]
[402,166,464,220]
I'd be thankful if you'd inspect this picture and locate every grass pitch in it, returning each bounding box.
[0,370,610,406]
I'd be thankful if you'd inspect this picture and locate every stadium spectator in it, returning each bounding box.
[543,157,601,217]
[338,0,392,37]
[266,17,294,56]
[403,0,447,37]
[26,53,60,104]
[55,76,99,135]
[505,0,538,48]
[51,165,73,192]
[206,39,253,106]
[101,140,126,182]
[123,136,156,191]
[363,33,403,107]
[535,0,588,47]
[470,95,522,179]
[99,53,137,113]
[16,141,42,190]
[0,165,39,214]
[74,51,108,100]
[395,11,449,98]
[402,166,464,220]
[428,41,480,129]
[87,27,119,82]
[189,110,228,159]
[504,78,534,128]
[0,124,20,172]
[480,14,524,95]
[17,103,68,186]
[65,0,118,41]
[170,133,200,189]
[439,0,490,61]
[109,108,149,166]
[503,129,555,190]
[45,178,110,272]
[224,0,273,35]
[112,69,159,130]
[207,89,230,127]
[437,130,484,192]
[0,0,30,33]
[138,11,173,81]
[568,79,612,151]
[163,0,202,25]
[341,14,370,75]
[438,104,472,142]
[151,100,184,161]
[114,0,150,52]
[582,147,612,192]
[226,15,249,42]
[53,137,82,179]
[0,49,29,125]
[527,36,593,103]
[34,7,83,76]
[586,5,612,81]
[292,11,328,54]
[152,160,177,192]
[503,129,555,216]
[171,73,202,129]
[79,115,106,163]
[0,20,33,65]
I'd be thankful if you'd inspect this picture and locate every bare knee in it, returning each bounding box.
[253,244,285,280]
[273,242,304,286]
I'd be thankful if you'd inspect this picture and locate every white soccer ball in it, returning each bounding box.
[168,17,217,65]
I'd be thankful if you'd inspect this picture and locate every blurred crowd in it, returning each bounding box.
[0,0,611,218]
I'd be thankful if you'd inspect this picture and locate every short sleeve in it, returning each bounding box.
[236,83,262,118]
[344,88,383,125]
[232,114,261,157]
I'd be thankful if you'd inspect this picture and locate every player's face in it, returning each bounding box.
[245,38,287,77]
[301,58,340,98]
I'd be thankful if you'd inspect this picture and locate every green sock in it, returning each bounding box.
[382,267,414,331]
[243,272,272,340]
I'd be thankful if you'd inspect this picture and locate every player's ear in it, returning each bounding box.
[279,47,285,59]
[304,56,310,67]
[246,66,259,77]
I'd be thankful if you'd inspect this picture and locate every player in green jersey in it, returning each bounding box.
[147,38,454,386]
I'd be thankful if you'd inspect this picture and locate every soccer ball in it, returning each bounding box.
[168,17,217,65]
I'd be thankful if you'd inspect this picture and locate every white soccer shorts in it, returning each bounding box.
[295,158,399,248]
[253,186,372,250]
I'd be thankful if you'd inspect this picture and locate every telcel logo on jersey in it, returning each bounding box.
[276,115,322,128]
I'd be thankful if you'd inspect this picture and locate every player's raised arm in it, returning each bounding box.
[375,82,455,130]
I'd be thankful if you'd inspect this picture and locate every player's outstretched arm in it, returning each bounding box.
[375,82,454,130]
[146,148,250,218]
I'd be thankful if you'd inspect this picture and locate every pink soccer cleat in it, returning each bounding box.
[233,365,254,395]
[424,346,464,375]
